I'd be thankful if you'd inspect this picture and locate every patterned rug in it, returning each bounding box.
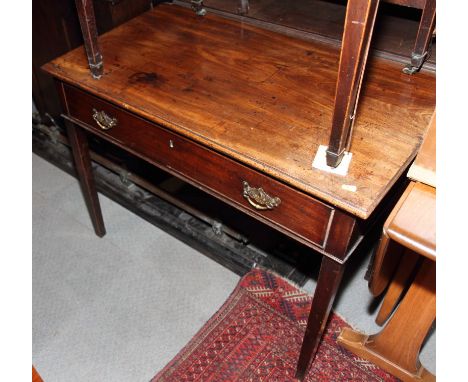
[152,268,400,381]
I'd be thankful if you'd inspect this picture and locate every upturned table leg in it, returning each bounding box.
[66,121,106,237]
[295,256,345,380]
[326,0,380,167]
[75,0,103,79]
[403,0,436,75]
[375,249,419,326]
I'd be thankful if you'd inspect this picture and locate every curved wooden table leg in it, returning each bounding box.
[369,231,405,296]
[75,0,103,79]
[375,248,419,326]
[338,258,435,382]
[66,121,106,237]
[295,256,345,380]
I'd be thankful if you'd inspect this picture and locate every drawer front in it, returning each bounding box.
[63,84,333,247]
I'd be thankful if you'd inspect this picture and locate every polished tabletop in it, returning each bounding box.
[43,4,436,218]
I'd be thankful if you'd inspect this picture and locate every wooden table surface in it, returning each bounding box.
[408,111,436,188]
[388,181,436,261]
[43,3,435,218]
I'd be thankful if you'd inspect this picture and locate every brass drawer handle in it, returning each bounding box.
[92,108,118,130]
[242,181,281,210]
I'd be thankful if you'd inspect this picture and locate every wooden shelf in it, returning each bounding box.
[43,3,435,218]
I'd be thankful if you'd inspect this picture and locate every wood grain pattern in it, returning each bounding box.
[43,5,434,375]
[43,3,435,219]
[63,83,335,250]
[408,110,435,187]
[369,179,435,297]
[196,0,436,68]
[33,0,154,120]
[386,182,435,260]
[323,209,359,261]
[74,0,103,78]
[326,0,380,167]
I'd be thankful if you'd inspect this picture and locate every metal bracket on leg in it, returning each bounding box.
[89,59,104,79]
[402,51,429,75]
[402,0,436,75]
[313,145,352,176]
[191,0,207,16]
[325,148,345,169]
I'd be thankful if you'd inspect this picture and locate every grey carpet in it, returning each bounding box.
[32,153,435,381]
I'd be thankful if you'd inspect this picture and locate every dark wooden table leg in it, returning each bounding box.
[326,0,380,167]
[295,256,345,380]
[403,0,436,75]
[75,0,103,79]
[66,121,106,237]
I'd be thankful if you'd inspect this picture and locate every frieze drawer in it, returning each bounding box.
[62,83,334,248]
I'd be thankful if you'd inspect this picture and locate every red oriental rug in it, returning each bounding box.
[152,268,400,382]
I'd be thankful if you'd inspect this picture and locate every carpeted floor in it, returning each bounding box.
[152,268,400,381]
[32,153,435,381]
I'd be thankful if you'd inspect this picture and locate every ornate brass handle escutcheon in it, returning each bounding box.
[92,108,118,130]
[242,181,281,210]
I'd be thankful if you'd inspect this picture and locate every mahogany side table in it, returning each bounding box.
[43,3,435,379]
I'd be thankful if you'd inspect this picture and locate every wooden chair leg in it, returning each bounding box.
[75,0,103,79]
[66,121,106,237]
[375,249,419,326]
[326,0,380,167]
[403,0,436,74]
[295,256,345,380]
